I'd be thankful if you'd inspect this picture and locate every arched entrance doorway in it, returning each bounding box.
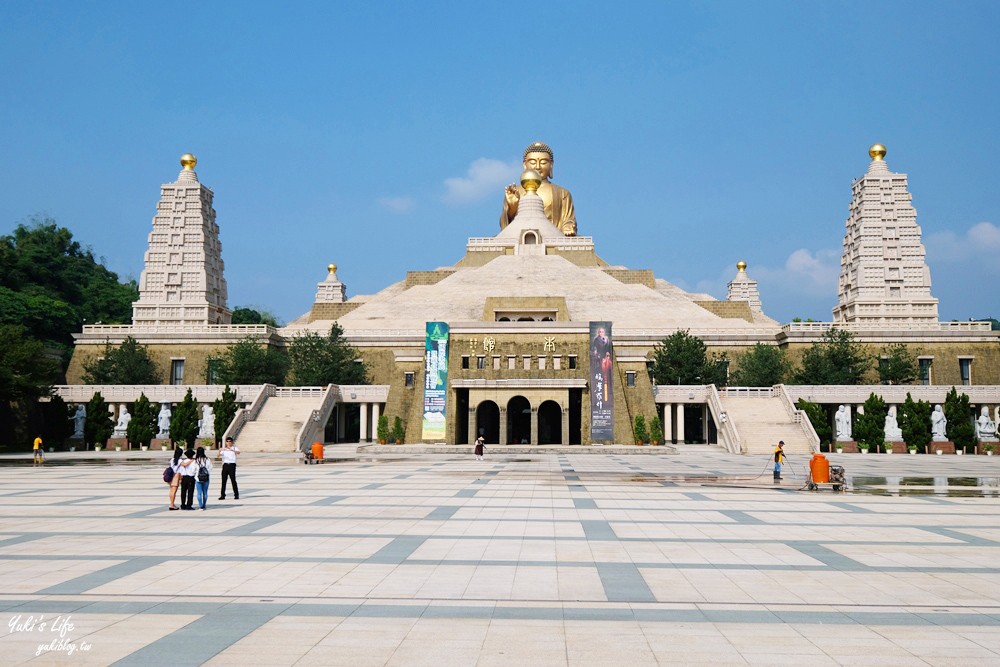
[507,396,531,444]
[476,401,500,445]
[538,400,562,444]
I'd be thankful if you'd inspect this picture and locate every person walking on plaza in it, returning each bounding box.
[194,446,212,510]
[168,446,183,510]
[219,436,240,500]
[178,448,197,510]
[33,435,44,466]
[474,435,486,461]
[773,441,785,482]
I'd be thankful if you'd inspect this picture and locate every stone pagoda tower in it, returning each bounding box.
[131,154,231,326]
[727,261,763,314]
[832,144,938,324]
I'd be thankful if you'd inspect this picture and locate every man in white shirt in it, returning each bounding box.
[178,449,198,510]
[219,436,240,500]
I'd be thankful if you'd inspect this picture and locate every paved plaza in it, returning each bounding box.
[2,448,1000,666]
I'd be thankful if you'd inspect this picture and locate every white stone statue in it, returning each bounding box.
[73,405,86,438]
[976,406,997,441]
[112,406,132,438]
[931,404,947,442]
[157,403,172,439]
[884,405,902,441]
[198,405,215,439]
[835,404,852,442]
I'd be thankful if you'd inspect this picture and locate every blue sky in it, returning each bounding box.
[2,1,997,325]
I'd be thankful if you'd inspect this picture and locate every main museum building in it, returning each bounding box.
[60,144,1000,455]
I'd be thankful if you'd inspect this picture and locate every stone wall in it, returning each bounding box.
[67,342,236,385]
[308,303,360,323]
[693,301,755,322]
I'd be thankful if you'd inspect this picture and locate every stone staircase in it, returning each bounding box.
[233,395,324,452]
[719,394,815,456]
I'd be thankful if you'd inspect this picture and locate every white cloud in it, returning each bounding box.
[752,248,842,297]
[378,196,416,214]
[442,158,520,205]
[926,221,1000,264]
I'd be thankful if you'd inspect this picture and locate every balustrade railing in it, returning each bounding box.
[224,384,274,443]
[775,385,820,453]
[295,385,339,452]
[706,385,743,454]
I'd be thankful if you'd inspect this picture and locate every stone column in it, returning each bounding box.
[561,404,570,446]
[337,405,346,441]
[467,407,476,445]
[702,404,709,444]
[663,403,673,444]
[360,403,369,442]
[530,407,539,445]
[675,404,685,443]
[499,408,508,446]
[371,402,381,440]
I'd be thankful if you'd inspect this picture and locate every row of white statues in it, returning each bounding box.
[72,403,215,440]
[835,404,998,442]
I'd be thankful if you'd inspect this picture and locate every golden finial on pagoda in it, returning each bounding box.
[328,263,337,274]
[520,169,542,193]
[868,144,887,161]
[737,260,747,271]
[180,153,198,170]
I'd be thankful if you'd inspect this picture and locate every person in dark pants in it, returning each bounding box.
[179,448,197,509]
[219,436,240,500]
[773,441,785,482]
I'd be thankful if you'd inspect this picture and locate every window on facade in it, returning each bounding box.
[959,358,972,386]
[553,356,561,370]
[568,355,577,369]
[461,355,470,369]
[205,358,220,384]
[919,358,932,385]
[404,372,414,388]
[538,356,546,370]
[170,359,185,385]
[493,356,501,370]
[626,371,636,387]
[477,356,486,370]
[523,356,531,370]
[878,357,889,384]
[507,356,516,370]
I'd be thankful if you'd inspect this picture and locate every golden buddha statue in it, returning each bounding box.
[500,141,577,235]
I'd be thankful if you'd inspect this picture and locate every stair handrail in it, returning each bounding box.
[223,383,275,443]
[295,384,340,452]
[775,384,820,453]
[707,385,744,454]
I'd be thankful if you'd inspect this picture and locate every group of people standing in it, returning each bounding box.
[168,436,240,510]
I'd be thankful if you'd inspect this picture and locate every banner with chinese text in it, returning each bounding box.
[421,322,450,441]
[589,321,614,441]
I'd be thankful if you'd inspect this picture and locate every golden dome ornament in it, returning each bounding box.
[328,263,337,274]
[520,169,542,193]
[737,261,747,272]
[180,153,198,170]
[868,144,887,161]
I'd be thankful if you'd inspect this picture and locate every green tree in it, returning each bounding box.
[649,415,662,443]
[288,323,369,386]
[391,416,405,443]
[211,337,288,385]
[84,391,114,449]
[41,395,75,449]
[0,219,137,348]
[854,393,888,452]
[944,387,977,453]
[795,328,873,385]
[878,344,918,385]
[633,415,648,444]
[0,324,60,447]
[899,392,932,452]
[729,344,791,386]
[126,393,158,449]
[170,388,199,447]
[231,306,281,327]
[796,398,832,447]
[82,337,160,384]
[377,414,390,443]
[212,385,240,445]
[650,330,728,386]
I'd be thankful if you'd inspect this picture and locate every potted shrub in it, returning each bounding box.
[377,415,390,445]
[633,416,648,446]
[161,443,169,451]
[908,444,917,455]
[649,415,662,446]
[391,416,405,445]
[984,443,995,456]
[835,445,843,454]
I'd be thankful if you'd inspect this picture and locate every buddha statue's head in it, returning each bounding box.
[523,141,554,180]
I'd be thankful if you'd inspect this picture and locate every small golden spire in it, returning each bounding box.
[328,263,337,274]
[868,144,887,161]
[520,169,542,193]
[180,153,198,170]
[737,260,747,272]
